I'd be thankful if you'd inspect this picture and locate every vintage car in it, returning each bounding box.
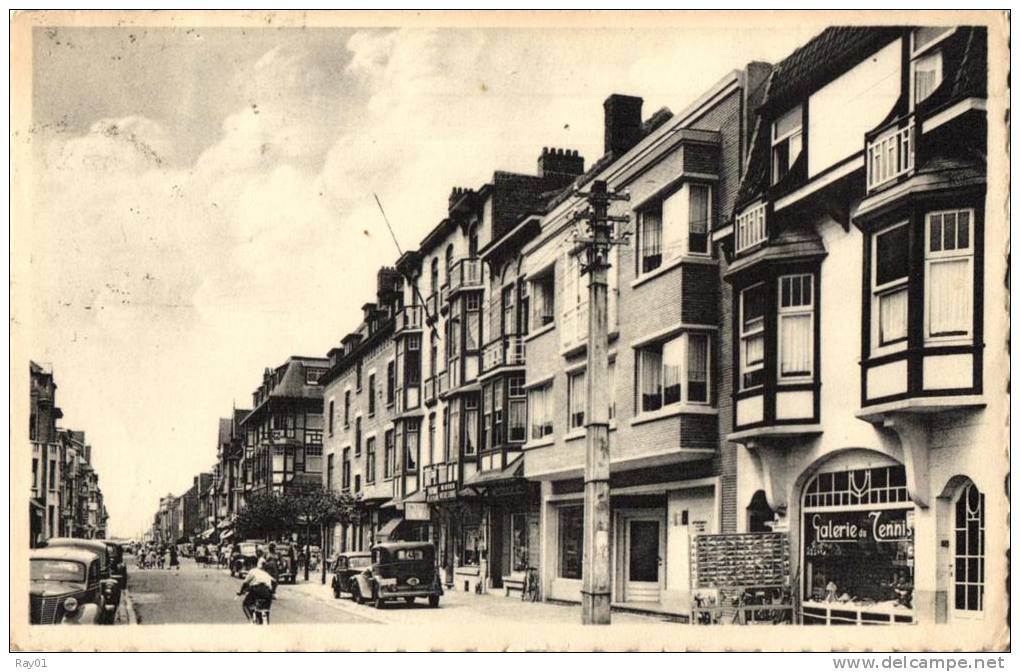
[273,543,298,584]
[350,542,442,609]
[98,538,129,589]
[330,552,372,598]
[230,540,264,578]
[30,547,108,625]
[44,538,120,623]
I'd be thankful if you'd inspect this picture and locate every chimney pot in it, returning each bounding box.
[536,146,585,181]
[603,93,644,157]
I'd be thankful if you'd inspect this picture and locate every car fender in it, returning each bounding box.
[353,573,371,596]
[63,603,101,625]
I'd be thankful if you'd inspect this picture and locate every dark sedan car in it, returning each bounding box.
[30,547,107,625]
[349,542,442,609]
[330,552,372,598]
[44,538,120,623]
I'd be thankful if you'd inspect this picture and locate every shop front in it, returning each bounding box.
[798,460,916,625]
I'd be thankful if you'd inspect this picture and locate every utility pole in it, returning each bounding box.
[571,179,630,625]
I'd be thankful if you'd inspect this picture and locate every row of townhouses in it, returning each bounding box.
[150,25,1003,626]
[316,25,1002,626]
[29,361,110,546]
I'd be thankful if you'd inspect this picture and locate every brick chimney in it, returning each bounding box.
[537,147,585,181]
[448,187,472,211]
[604,93,644,156]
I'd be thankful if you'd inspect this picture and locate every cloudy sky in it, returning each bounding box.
[21,18,819,537]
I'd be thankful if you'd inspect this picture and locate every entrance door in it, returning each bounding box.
[951,483,985,622]
[625,518,662,603]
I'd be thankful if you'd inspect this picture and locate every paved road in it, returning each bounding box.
[127,558,376,624]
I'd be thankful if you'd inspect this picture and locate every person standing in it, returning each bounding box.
[169,545,180,572]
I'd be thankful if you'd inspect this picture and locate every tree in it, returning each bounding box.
[289,486,360,581]
[233,491,297,542]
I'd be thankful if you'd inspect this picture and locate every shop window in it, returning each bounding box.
[530,266,555,327]
[636,332,711,412]
[871,223,911,352]
[772,105,803,184]
[464,396,478,455]
[953,483,985,613]
[511,513,529,573]
[529,382,554,440]
[508,375,527,443]
[365,437,376,484]
[558,505,584,580]
[568,370,586,430]
[926,209,973,341]
[740,284,766,389]
[462,525,481,566]
[778,274,814,380]
[802,465,914,624]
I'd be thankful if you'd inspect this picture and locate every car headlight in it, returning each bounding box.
[63,597,79,613]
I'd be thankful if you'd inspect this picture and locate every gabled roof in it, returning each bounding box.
[217,418,232,448]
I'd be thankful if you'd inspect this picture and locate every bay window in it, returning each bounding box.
[772,105,803,184]
[636,183,713,275]
[778,274,814,380]
[688,184,712,255]
[637,332,711,412]
[871,222,910,352]
[925,209,973,340]
[528,382,554,440]
[911,51,942,108]
[638,205,663,273]
[508,374,527,443]
[568,370,586,430]
[740,284,767,389]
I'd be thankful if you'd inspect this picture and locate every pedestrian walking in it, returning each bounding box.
[169,545,180,571]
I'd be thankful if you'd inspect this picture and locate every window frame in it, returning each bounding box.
[567,370,586,430]
[635,331,713,414]
[771,105,803,185]
[924,208,975,343]
[740,282,767,390]
[910,49,943,110]
[871,221,912,355]
[636,202,664,275]
[687,183,713,257]
[530,266,556,328]
[777,273,815,382]
[910,26,955,57]
[528,382,554,440]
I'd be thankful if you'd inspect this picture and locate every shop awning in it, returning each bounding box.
[375,517,405,542]
[402,489,427,504]
[461,455,524,493]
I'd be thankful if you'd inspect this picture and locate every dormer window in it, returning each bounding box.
[910,27,952,109]
[771,104,803,184]
[305,368,324,385]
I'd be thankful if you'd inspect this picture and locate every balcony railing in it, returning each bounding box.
[482,334,526,373]
[436,370,449,396]
[396,305,423,333]
[866,115,915,192]
[735,202,767,254]
[448,258,483,295]
[424,376,437,404]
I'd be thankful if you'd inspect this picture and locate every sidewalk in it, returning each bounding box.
[285,576,678,625]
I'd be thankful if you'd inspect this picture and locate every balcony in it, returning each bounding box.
[482,334,526,374]
[866,115,915,192]
[436,370,449,397]
[425,293,438,322]
[448,258,483,296]
[396,305,423,333]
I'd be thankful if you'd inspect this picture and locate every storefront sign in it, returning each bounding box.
[808,509,912,544]
[487,480,527,499]
[405,502,431,521]
[426,481,458,502]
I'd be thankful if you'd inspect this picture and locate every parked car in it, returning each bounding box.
[274,543,298,584]
[330,552,372,599]
[30,547,108,625]
[350,542,442,609]
[230,540,264,578]
[98,538,129,590]
[44,538,120,623]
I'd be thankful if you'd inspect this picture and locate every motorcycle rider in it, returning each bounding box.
[237,558,276,623]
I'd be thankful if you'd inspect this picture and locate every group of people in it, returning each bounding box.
[194,543,231,567]
[135,542,180,571]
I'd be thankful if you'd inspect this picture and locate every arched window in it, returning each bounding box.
[953,482,985,614]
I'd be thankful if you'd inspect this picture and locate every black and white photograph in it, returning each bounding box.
[9,9,1010,654]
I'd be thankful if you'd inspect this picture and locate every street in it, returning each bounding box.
[127,557,376,624]
[124,556,672,626]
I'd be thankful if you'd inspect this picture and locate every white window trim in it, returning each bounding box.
[567,370,586,431]
[735,202,767,254]
[634,331,713,418]
[687,182,714,258]
[777,273,815,383]
[871,221,911,357]
[924,208,975,344]
[771,105,803,185]
[528,382,555,441]
[740,282,766,390]
[910,26,956,57]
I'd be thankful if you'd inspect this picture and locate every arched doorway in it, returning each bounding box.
[799,452,915,625]
[950,481,985,621]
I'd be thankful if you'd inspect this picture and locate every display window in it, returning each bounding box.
[801,464,915,625]
[510,512,529,573]
[558,505,584,580]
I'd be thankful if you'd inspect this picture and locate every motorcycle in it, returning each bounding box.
[237,585,272,625]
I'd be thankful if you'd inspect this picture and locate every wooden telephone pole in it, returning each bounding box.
[571,180,630,625]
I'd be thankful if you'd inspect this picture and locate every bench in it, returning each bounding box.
[503,576,526,597]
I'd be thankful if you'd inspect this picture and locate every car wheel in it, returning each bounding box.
[428,595,440,608]
[352,585,364,605]
[373,591,386,609]
[332,583,340,599]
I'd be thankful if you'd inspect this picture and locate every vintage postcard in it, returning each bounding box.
[9,9,1010,653]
